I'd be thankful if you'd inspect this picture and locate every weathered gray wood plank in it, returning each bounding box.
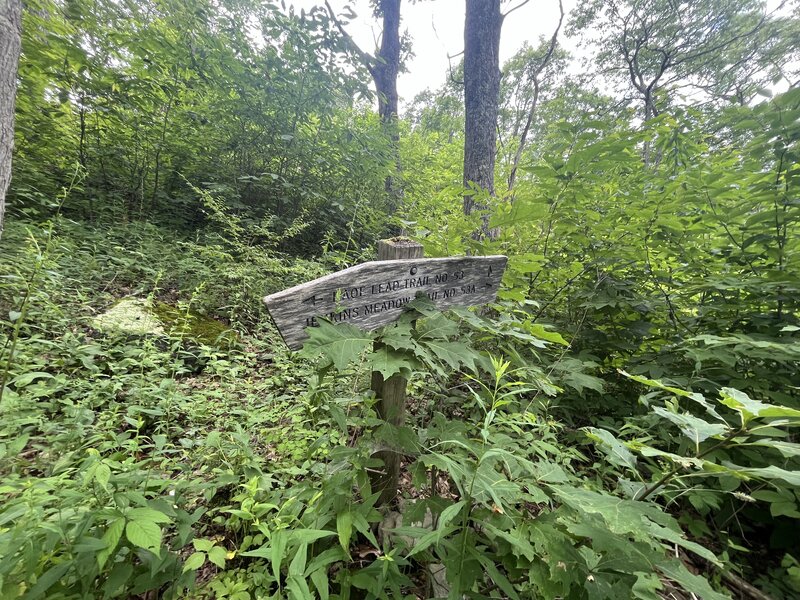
[263,255,508,349]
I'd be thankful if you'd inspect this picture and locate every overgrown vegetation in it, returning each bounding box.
[1,0,799,599]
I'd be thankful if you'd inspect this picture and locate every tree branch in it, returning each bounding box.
[502,0,531,20]
[324,0,376,77]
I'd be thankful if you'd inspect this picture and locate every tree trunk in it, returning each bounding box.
[0,0,22,240]
[373,0,402,213]
[463,0,502,239]
[374,0,401,125]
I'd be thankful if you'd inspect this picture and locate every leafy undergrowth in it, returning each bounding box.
[1,218,799,600]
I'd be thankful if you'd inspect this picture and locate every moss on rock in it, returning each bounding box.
[151,301,236,346]
[92,297,235,346]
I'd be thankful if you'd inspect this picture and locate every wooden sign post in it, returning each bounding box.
[263,239,508,504]
[369,239,424,505]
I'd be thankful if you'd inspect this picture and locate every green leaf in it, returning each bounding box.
[364,346,416,379]
[632,571,662,599]
[102,562,133,598]
[125,519,162,555]
[417,339,477,372]
[289,542,308,578]
[300,320,374,371]
[652,407,728,444]
[12,371,53,388]
[183,551,206,572]
[23,561,71,600]
[271,530,287,580]
[127,507,171,524]
[527,324,569,346]
[95,463,111,491]
[584,427,637,469]
[337,511,353,554]
[482,522,535,561]
[720,388,800,424]
[416,313,459,339]
[380,321,417,352]
[289,529,337,545]
[240,543,272,558]
[406,525,456,557]
[738,465,800,486]
[656,559,729,600]
[437,500,465,531]
[208,545,227,568]
[473,547,520,599]
[97,518,125,568]
[310,568,330,600]
[193,538,215,552]
[622,371,724,420]
[746,440,800,457]
[287,574,314,600]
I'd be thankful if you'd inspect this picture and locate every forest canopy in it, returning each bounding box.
[1,0,800,599]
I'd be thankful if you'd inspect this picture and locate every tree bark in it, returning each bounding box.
[374,0,401,125]
[463,0,502,239]
[373,0,402,213]
[0,0,22,240]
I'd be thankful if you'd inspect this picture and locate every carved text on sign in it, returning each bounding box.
[263,255,508,349]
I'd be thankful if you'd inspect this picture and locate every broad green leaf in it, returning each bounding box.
[656,559,729,600]
[94,463,111,491]
[644,522,721,566]
[364,346,416,379]
[406,524,456,557]
[97,518,125,568]
[125,519,162,555]
[473,547,521,600]
[526,324,569,346]
[208,545,227,568]
[652,407,728,444]
[300,320,374,371]
[482,522,535,561]
[287,574,313,600]
[23,561,71,600]
[745,440,800,457]
[102,562,133,597]
[417,339,477,372]
[737,465,800,486]
[720,388,800,424]
[380,321,417,352]
[193,538,215,552]
[622,371,724,421]
[240,544,272,558]
[126,507,171,524]
[631,571,662,600]
[416,313,459,339]
[12,371,53,388]
[584,427,637,469]
[182,551,206,572]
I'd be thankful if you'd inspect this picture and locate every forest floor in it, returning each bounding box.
[2,217,799,600]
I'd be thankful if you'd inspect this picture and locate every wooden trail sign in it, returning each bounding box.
[263,253,508,349]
